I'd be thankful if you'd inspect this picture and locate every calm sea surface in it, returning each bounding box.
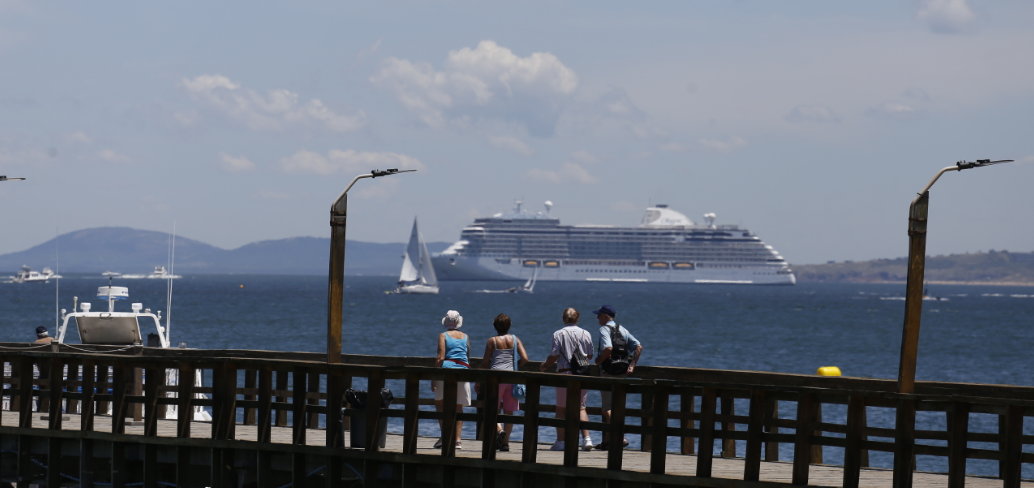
[3,275,1033,476]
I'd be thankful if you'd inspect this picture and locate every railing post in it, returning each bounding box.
[307,369,321,428]
[792,392,817,486]
[892,399,917,488]
[607,382,628,472]
[649,385,670,475]
[292,366,308,445]
[563,379,581,467]
[441,372,459,457]
[177,362,194,488]
[1002,405,1023,488]
[402,372,421,455]
[80,359,96,488]
[947,401,969,488]
[764,395,779,461]
[680,389,695,455]
[46,357,63,488]
[243,368,257,425]
[144,362,160,436]
[720,390,735,457]
[696,387,717,478]
[275,369,289,426]
[521,377,541,465]
[744,389,766,482]
[112,361,128,434]
[481,373,500,462]
[366,370,385,453]
[257,365,272,443]
[17,356,33,428]
[812,400,824,464]
[843,395,867,488]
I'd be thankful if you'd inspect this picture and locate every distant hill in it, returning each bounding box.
[0,227,452,276]
[792,250,1034,285]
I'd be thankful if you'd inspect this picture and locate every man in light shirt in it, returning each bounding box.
[540,307,595,452]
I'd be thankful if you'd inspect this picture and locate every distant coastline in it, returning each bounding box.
[792,250,1034,286]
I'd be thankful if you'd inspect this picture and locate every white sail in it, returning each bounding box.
[419,236,438,287]
[400,220,421,282]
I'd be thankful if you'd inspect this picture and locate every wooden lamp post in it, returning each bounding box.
[327,168,414,364]
[896,159,1012,394]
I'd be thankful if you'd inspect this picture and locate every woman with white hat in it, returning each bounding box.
[432,310,472,449]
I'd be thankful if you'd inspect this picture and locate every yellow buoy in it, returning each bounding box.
[817,366,842,376]
[240,284,244,289]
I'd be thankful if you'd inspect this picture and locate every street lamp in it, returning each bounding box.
[327,168,415,364]
[897,159,1012,394]
[0,176,26,181]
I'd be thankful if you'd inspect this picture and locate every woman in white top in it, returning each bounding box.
[476,313,529,451]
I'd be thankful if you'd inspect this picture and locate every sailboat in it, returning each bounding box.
[394,218,440,295]
[506,267,537,293]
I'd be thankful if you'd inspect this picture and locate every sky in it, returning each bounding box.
[1,0,1032,265]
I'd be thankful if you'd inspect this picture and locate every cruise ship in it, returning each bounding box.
[432,201,795,285]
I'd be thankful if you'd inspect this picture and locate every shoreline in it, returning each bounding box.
[797,279,1034,287]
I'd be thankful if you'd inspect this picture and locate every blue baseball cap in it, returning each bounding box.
[36,326,48,335]
[592,305,616,317]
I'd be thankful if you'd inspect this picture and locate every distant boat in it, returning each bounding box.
[147,266,181,279]
[102,270,121,277]
[506,267,537,293]
[394,218,439,295]
[10,265,61,283]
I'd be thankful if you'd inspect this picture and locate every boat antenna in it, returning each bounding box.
[165,221,176,346]
[54,227,59,331]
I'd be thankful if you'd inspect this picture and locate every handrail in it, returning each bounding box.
[1,346,1031,488]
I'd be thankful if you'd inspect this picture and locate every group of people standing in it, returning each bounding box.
[431,305,643,452]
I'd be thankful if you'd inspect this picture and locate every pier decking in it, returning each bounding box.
[2,344,1033,487]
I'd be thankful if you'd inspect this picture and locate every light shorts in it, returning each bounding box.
[433,380,472,406]
[555,385,589,409]
[599,370,626,412]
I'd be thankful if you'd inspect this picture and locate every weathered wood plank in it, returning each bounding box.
[696,387,718,478]
[948,402,970,488]
[744,389,765,482]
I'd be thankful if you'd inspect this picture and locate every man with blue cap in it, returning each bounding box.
[592,304,642,450]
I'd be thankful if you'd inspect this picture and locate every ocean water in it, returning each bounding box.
[3,275,1034,477]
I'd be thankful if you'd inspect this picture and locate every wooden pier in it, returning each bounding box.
[2,343,1033,487]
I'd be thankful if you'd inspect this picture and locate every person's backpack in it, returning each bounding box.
[602,324,632,375]
[565,330,592,376]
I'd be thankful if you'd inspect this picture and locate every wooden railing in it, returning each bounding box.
[1,343,1033,487]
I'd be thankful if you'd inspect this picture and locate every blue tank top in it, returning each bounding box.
[442,333,469,369]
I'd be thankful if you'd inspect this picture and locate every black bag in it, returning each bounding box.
[566,330,592,376]
[602,324,632,375]
[345,388,394,410]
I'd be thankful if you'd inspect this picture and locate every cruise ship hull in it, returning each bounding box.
[433,255,795,285]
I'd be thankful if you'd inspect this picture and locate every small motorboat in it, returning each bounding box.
[10,265,61,283]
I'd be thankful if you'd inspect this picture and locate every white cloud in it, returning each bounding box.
[699,136,748,152]
[66,132,92,144]
[867,102,919,120]
[659,142,685,152]
[785,104,840,123]
[488,135,534,156]
[525,162,597,184]
[280,149,424,176]
[918,0,978,35]
[97,149,131,163]
[219,152,255,173]
[571,150,598,164]
[370,40,578,137]
[182,75,365,133]
[173,110,201,126]
[903,87,931,102]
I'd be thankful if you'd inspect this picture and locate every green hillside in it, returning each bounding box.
[792,250,1034,284]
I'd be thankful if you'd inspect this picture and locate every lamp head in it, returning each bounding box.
[0,176,26,181]
[369,168,416,178]
[956,159,1013,171]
